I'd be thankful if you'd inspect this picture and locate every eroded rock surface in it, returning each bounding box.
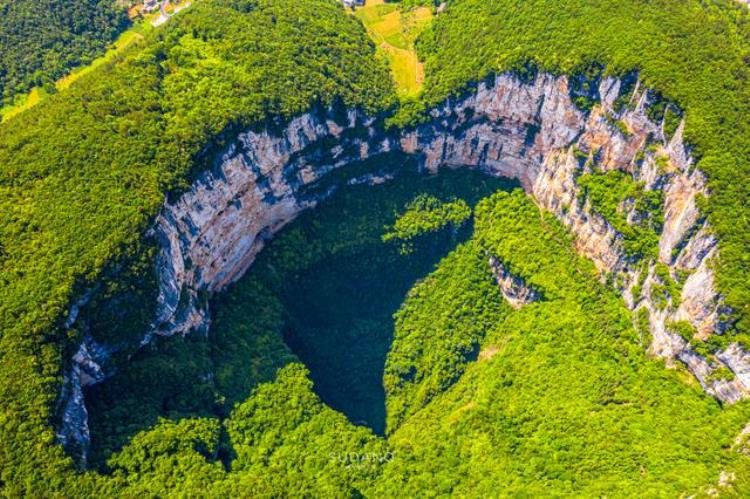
[488,255,540,309]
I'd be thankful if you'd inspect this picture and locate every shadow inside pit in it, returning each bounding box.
[251,162,517,435]
[83,156,518,467]
[278,224,462,435]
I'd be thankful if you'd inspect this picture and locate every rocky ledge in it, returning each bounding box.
[58,72,750,459]
[488,255,540,309]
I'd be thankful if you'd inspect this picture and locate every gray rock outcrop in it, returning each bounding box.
[488,255,540,309]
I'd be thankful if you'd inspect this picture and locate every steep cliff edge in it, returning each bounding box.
[58,73,750,459]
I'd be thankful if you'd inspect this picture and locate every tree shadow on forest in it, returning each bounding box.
[279,225,466,435]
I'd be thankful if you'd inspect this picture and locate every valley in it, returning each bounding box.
[85,165,512,465]
[1,0,750,495]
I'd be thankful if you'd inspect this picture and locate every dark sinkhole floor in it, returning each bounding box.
[279,220,460,435]
[84,156,517,467]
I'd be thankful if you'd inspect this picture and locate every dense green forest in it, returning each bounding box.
[378,189,750,496]
[0,0,129,105]
[64,166,750,495]
[0,0,394,493]
[1,0,750,495]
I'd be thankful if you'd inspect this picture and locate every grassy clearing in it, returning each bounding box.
[354,0,432,97]
[0,27,146,123]
[0,0,198,123]
[0,88,42,122]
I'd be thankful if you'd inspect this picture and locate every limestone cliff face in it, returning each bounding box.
[146,111,398,343]
[56,334,111,462]
[59,72,749,457]
[399,74,747,404]
[488,255,540,309]
[58,110,399,458]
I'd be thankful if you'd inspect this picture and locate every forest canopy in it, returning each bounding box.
[0,0,129,105]
[0,0,749,495]
[0,0,394,494]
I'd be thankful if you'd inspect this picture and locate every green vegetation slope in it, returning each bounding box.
[0,0,129,106]
[1,0,750,495]
[0,0,393,494]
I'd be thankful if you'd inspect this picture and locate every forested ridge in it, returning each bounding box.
[0,0,129,105]
[0,0,393,493]
[0,0,750,495]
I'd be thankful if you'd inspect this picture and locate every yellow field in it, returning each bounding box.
[0,1,198,123]
[353,0,433,97]
[58,31,144,91]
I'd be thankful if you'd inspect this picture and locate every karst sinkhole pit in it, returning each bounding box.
[83,160,518,466]
[63,73,747,470]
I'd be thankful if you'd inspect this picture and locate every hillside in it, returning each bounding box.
[0,0,749,495]
[413,0,750,335]
[0,0,129,107]
[0,0,394,493]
